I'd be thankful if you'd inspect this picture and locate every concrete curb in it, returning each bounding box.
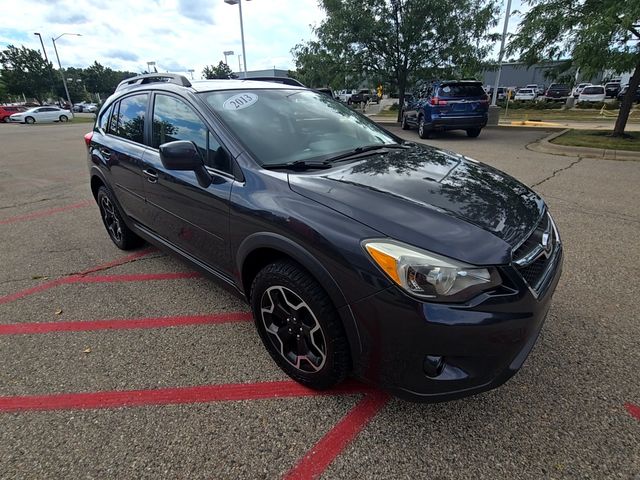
[527,129,640,161]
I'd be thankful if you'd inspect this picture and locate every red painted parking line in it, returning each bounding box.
[0,248,165,305]
[284,391,390,480]
[80,272,201,283]
[626,403,640,420]
[0,200,91,225]
[0,312,253,335]
[0,379,373,413]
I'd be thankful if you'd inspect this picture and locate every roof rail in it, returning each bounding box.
[115,73,192,92]
[246,76,306,87]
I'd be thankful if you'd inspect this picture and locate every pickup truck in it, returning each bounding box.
[348,89,380,104]
[545,84,571,98]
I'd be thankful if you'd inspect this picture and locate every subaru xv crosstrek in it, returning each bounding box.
[401,80,489,138]
[85,74,562,402]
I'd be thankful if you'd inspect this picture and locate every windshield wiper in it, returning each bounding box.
[322,143,409,163]
[261,160,333,171]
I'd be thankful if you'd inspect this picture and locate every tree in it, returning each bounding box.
[306,0,499,120]
[509,0,640,137]
[203,61,234,79]
[291,41,354,89]
[0,45,54,104]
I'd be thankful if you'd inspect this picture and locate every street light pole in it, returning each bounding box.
[223,50,234,65]
[224,0,251,78]
[491,0,512,106]
[52,33,81,111]
[33,33,49,62]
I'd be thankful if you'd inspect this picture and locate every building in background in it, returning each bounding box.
[481,61,602,89]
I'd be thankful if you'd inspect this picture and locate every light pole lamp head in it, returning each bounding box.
[224,0,239,4]
[224,50,235,56]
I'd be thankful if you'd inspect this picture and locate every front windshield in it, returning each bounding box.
[202,89,397,166]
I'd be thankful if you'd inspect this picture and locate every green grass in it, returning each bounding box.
[550,129,640,152]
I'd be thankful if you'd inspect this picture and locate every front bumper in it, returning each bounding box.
[345,246,563,402]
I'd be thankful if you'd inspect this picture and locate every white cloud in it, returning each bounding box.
[2,0,324,76]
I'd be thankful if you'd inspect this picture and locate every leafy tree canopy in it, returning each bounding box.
[0,45,54,104]
[294,0,499,119]
[509,0,640,135]
[203,61,234,79]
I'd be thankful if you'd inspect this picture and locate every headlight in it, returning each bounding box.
[363,239,501,302]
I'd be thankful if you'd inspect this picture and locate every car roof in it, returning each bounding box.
[189,79,304,93]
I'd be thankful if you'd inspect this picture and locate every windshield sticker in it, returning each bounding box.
[442,86,451,93]
[223,93,258,111]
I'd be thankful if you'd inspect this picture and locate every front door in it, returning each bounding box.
[140,93,234,275]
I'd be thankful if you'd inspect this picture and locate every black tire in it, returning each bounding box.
[96,186,143,250]
[466,128,481,138]
[59,115,68,122]
[250,261,351,390]
[401,114,410,130]
[418,116,432,139]
[25,116,35,124]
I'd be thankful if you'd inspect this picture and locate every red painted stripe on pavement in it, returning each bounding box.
[284,392,390,480]
[0,312,253,335]
[0,200,91,225]
[626,403,640,420]
[80,272,201,283]
[0,249,156,305]
[0,379,372,412]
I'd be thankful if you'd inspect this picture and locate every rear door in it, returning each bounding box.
[433,83,488,119]
[95,93,149,222]
[140,92,234,274]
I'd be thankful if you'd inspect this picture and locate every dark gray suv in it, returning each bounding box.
[86,74,562,402]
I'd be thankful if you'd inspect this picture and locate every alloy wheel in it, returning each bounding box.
[260,285,327,373]
[100,195,123,243]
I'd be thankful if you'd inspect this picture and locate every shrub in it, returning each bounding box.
[389,102,399,111]
[575,100,619,110]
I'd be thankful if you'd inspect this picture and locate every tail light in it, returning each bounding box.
[430,97,448,106]
[84,132,93,147]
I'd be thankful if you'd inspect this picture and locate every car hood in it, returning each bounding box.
[288,144,544,265]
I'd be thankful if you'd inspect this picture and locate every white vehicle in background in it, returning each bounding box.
[336,89,357,103]
[525,84,545,95]
[514,88,537,101]
[578,85,606,103]
[83,103,99,113]
[9,106,72,124]
[572,83,591,97]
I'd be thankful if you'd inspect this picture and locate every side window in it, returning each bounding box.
[114,93,148,144]
[108,102,119,133]
[152,94,231,173]
[98,104,112,132]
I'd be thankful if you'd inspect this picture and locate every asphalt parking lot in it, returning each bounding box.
[0,122,638,479]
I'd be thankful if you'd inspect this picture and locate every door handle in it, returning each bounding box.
[99,147,111,159]
[143,168,158,183]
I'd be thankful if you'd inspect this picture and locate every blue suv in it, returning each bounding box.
[401,80,489,138]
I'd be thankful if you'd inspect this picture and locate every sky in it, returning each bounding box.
[0,0,524,79]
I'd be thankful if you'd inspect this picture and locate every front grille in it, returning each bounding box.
[512,213,559,295]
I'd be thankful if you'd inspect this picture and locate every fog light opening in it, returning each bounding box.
[423,355,444,378]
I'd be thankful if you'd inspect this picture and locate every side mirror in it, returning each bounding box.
[159,140,203,171]
[158,140,212,188]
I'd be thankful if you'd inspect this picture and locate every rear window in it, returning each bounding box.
[437,84,485,98]
[582,87,604,94]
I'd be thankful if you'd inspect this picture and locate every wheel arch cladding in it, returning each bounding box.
[237,233,363,359]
